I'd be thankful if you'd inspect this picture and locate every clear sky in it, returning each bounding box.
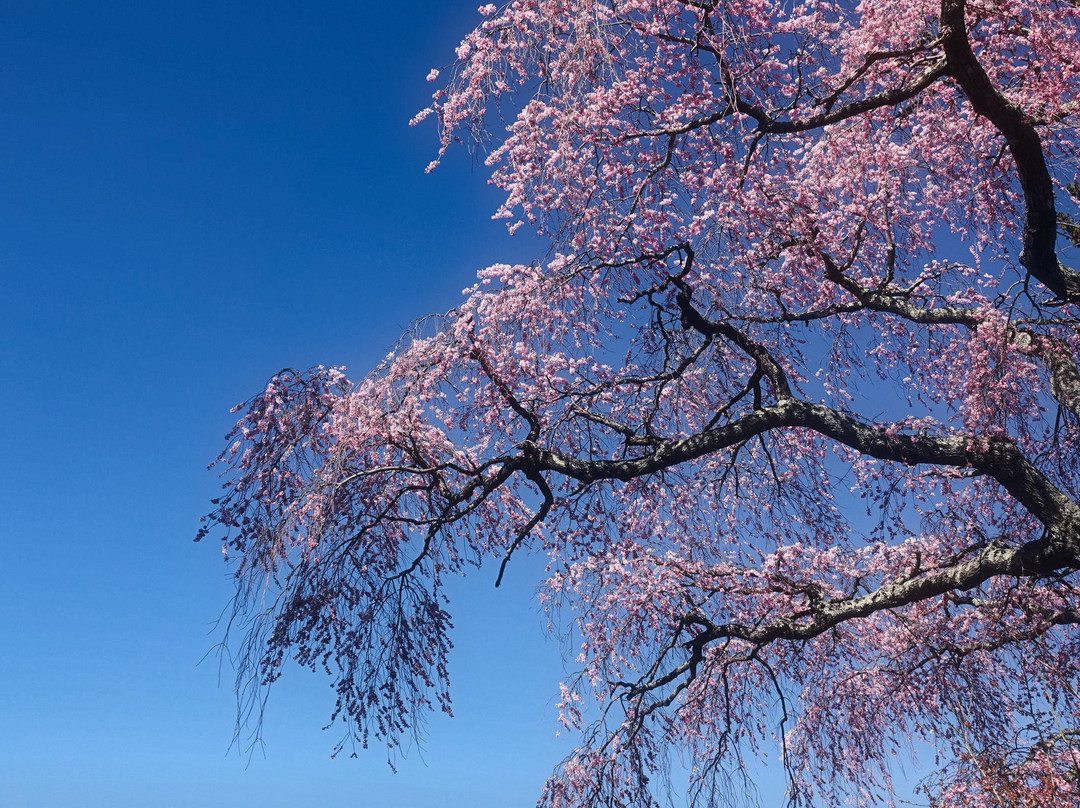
[0,2,575,805]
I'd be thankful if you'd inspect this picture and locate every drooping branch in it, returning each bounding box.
[495,467,553,587]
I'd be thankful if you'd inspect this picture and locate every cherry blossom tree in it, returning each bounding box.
[200,0,1080,805]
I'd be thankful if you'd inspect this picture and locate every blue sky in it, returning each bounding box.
[0,2,574,805]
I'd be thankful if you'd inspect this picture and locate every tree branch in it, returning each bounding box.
[696,544,1076,648]
[525,398,1080,562]
[940,0,1080,304]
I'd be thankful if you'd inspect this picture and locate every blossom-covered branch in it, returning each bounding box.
[204,0,1080,804]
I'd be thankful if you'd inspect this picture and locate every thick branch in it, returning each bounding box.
[735,59,949,135]
[696,543,1076,648]
[941,0,1080,303]
[525,398,1080,560]
[621,60,947,144]
[821,253,979,326]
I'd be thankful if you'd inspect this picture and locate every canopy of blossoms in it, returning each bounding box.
[202,1,1080,805]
